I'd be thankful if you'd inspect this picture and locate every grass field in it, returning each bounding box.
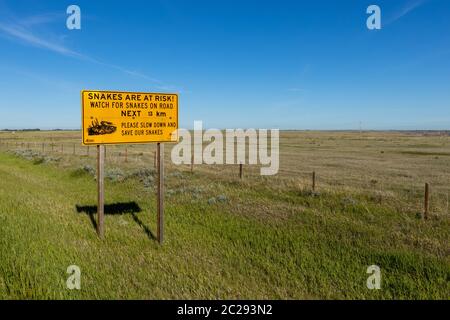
[0,130,449,299]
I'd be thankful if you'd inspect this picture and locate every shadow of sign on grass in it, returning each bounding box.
[75,201,155,240]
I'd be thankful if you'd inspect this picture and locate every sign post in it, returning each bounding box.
[81,90,178,243]
[157,143,164,244]
[97,144,105,238]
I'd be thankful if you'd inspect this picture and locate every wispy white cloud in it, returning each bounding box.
[385,0,429,25]
[20,12,63,27]
[3,66,78,92]
[0,13,181,92]
[0,23,86,59]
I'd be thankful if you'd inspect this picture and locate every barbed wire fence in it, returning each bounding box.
[0,137,449,219]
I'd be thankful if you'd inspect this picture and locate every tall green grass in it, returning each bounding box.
[0,151,448,299]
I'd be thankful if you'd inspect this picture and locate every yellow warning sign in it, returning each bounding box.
[81,90,178,145]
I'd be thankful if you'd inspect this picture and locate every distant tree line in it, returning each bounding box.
[1,129,80,132]
[2,129,41,132]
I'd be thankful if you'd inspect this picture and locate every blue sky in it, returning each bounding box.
[0,0,449,130]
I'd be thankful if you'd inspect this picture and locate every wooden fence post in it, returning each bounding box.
[424,183,429,220]
[125,147,128,163]
[191,153,194,173]
[97,145,105,238]
[312,171,316,191]
[239,163,243,179]
[157,143,164,244]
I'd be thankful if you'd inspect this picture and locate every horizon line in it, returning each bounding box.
[1,128,449,133]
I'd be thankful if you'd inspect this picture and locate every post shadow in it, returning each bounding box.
[130,212,156,240]
[75,201,155,240]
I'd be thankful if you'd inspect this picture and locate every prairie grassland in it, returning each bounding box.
[0,130,448,299]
